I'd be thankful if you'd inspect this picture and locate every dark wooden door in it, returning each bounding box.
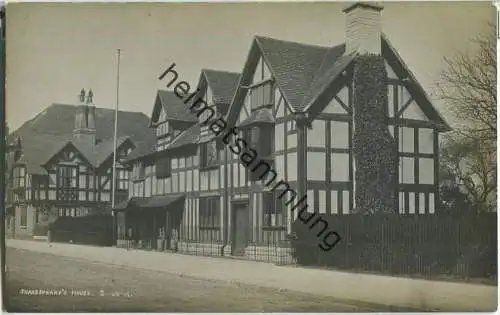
[232,202,249,256]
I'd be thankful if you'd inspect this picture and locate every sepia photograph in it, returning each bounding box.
[2,1,497,312]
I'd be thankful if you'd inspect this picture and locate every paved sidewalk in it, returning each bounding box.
[6,239,497,311]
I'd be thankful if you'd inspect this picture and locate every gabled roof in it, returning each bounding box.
[228,34,449,131]
[121,138,157,164]
[237,107,275,128]
[150,90,198,126]
[168,124,201,150]
[202,69,241,105]
[381,34,450,131]
[9,103,155,174]
[255,36,336,112]
[139,69,241,153]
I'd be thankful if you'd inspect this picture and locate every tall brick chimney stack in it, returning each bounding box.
[73,88,96,151]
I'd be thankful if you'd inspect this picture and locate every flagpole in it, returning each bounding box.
[112,49,121,243]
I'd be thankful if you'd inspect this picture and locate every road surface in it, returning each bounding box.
[4,248,400,312]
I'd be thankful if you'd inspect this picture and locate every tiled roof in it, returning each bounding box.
[149,69,241,151]
[237,108,275,128]
[9,103,155,174]
[157,90,198,123]
[202,69,241,105]
[121,138,157,163]
[255,36,335,112]
[168,124,201,150]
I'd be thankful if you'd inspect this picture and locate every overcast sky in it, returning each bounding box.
[6,2,495,131]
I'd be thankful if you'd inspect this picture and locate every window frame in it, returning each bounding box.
[156,156,172,179]
[249,79,274,111]
[262,190,286,229]
[57,165,77,189]
[199,197,220,229]
[200,141,219,170]
[117,168,129,190]
[13,166,26,188]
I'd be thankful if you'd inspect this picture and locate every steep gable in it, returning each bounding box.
[150,90,198,126]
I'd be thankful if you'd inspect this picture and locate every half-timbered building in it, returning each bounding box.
[116,3,450,262]
[5,89,155,238]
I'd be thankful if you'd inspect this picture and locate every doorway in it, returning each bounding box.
[231,200,249,256]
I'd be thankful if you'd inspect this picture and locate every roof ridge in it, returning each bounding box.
[254,35,331,50]
[50,102,150,116]
[299,43,347,105]
[201,68,241,76]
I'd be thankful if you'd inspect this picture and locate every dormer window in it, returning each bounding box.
[250,79,274,111]
[156,122,169,138]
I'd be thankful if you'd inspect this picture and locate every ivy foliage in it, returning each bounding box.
[352,55,398,214]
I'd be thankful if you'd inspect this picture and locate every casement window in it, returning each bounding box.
[157,136,171,150]
[32,176,48,200]
[199,197,220,228]
[13,166,26,188]
[156,156,172,179]
[243,125,274,181]
[58,166,77,188]
[132,162,145,181]
[246,125,273,158]
[156,122,169,138]
[250,80,274,111]
[287,119,297,134]
[117,169,129,190]
[263,190,285,228]
[200,141,218,169]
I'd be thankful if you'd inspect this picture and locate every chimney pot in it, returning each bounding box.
[79,88,86,104]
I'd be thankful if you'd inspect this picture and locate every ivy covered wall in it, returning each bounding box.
[352,55,398,214]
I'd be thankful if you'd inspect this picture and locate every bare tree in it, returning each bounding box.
[438,25,496,144]
[437,25,497,212]
[440,135,496,212]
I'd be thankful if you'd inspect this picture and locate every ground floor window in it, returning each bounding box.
[263,190,286,228]
[199,197,220,228]
[58,207,84,217]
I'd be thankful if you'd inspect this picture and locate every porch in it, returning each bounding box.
[114,194,185,251]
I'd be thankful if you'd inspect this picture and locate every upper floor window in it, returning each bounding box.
[58,166,77,188]
[198,105,216,125]
[263,190,285,228]
[13,166,26,188]
[247,125,273,158]
[131,162,145,182]
[287,119,297,134]
[250,80,274,111]
[156,122,169,138]
[32,176,48,199]
[200,141,218,169]
[156,156,171,179]
[117,169,129,190]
